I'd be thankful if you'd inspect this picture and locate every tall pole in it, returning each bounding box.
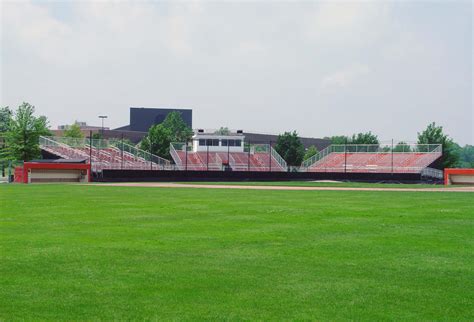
[391,139,394,174]
[344,138,347,173]
[269,141,272,172]
[185,141,188,171]
[89,130,92,171]
[121,134,124,170]
[98,115,107,139]
[248,140,251,172]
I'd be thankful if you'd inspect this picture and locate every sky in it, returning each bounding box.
[1,0,473,145]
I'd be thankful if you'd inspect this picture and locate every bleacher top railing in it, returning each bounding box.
[301,143,442,168]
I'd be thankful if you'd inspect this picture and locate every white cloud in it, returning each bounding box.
[304,2,391,46]
[321,63,370,90]
[1,1,472,144]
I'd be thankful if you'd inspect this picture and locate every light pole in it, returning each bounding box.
[98,115,107,138]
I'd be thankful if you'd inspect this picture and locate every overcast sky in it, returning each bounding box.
[1,0,473,144]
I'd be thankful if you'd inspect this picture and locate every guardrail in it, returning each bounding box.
[421,167,444,179]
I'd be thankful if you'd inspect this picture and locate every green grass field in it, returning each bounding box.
[175,181,450,188]
[1,184,473,320]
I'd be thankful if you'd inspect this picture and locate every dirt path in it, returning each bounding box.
[91,182,474,193]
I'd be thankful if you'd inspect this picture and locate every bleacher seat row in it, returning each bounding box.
[306,152,441,173]
[40,140,165,171]
[173,151,286,172]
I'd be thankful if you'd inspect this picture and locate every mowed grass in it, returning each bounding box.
[175,181,450,189]
[0,184,473,320]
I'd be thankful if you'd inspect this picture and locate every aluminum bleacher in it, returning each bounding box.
[301,143,442,176]
[40,136,171,171]
[170,143,287,172]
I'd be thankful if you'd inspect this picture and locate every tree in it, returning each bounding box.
[0,107,13,160]
[351,132,379,145]
[417,122,459,168]
[274,131,305,166]
[304,145,319,161]
[63,123,84,138]
[161,111,193,142]
[141,112,193,159]
[393,141,411,153]
[92,133,102,140]
[140,124,172,159]
[4,102,51,161]
[328,135,350,145]
[214,127,231,135]
[0,107,12,133]
[459,145,474,168]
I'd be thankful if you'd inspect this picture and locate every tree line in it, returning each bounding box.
[1,102,473,169]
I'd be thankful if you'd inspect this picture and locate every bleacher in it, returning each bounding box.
[40,136,171,171]
[171,149,287,172]
[302,144,442,174]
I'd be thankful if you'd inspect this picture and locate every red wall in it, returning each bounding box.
[444,168,474,185]
[19,163,91,184]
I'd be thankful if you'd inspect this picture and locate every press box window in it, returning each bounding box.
[199,139,206,146]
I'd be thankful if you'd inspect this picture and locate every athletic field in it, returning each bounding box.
[1,184,473,320]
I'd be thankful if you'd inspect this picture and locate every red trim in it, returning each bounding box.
[444,168,474,185]
[22,162,91,184]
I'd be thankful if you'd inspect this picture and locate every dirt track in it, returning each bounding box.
[92,182,474,193]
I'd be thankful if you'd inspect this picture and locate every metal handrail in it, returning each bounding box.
[270,147,288,170]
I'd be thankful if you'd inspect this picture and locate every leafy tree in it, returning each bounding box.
[393,141,411,153]
[0,107,13,160]
[141,112,193,159]
[350,132,379,145]
[4,102,51,161]
[274,131,305,166]
[140,124,172,159]
[303,145,319,161]
[417,122,459,168]
[63,123,84,138]
[162,111,193,142]
[92,133,102,140]
[0,107,12,133]
[458,145,474,168]
[329,135,350,145]
[214,127,231,135]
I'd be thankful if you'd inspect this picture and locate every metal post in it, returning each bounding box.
[227,141,230,170]
[391,139,394,174]
[89,130,92,171]
[344,138,347,173]
[269,141,272,172]
[248,140,251,172]
[207,144,209,171]
[97,137,100,172]
[185,141,188,171]
[121,134,124,170]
